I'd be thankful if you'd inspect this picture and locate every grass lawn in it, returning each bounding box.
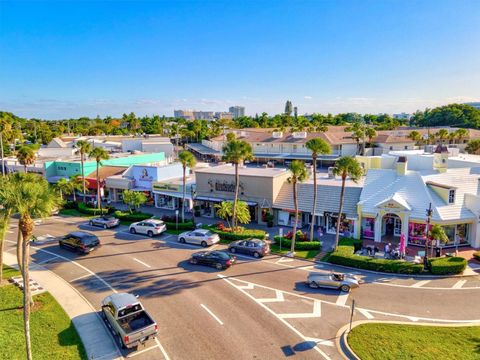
[0,265,87,360]
[165,229,184,235]
[58,208,93,218]
[270,244,320,259]
[348,323,480,360]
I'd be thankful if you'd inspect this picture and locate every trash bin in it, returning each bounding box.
[435,247,441,257]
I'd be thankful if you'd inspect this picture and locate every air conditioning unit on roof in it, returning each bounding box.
[292,131,307,139]
[272,131,283,138]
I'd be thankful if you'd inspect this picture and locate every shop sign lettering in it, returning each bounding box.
[153,182,180,192]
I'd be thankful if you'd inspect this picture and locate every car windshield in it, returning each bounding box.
[212,252,230,260]
[203,231,213,236]
[81,236,98,245]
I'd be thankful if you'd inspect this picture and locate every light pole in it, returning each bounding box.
[190,185,197,226]
[424,203,433,270]
[175,209,179,230]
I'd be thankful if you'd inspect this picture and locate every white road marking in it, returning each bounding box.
[411,280,431,288]
[133,257,152,268]
[372,280,480,290]
[37,256,58,265]
[237,283,255,290]
[278,300,321,319]
[336,291,350,306]
[200,304,224,325]
[257,290,285,303]
[70,273,92,282]
[304,336,334,347]
[276,257,295,263]
[219,275,333,359]
[452,279,467,289]
[357,308,374,319]
[155,338,171,360]
[126,344,160,358]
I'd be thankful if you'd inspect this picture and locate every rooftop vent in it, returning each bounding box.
[292,131,307,139]
[272,131,283,138]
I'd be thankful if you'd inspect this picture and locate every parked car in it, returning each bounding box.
[129,219,166,237]
[89,216,120,229]
[228,238,270,258]
[306,272,360,292]
[178,229,220,247]
[101,293,158,349]
[59,231,100,254]
[189,251,236,270]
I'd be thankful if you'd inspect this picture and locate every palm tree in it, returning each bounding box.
[407,130,422,145]
[14,173,58,360]
[17,146,36,172]
[89,147,109,209]
[332,157,363,251]
[76,140,92,203]
[69,175,84,202]
[365,127,377,147]
[178,151,197,223]
[222,139,254,229]
[436,129,449,144]
[454,128,469,144]
[305,138,331,241]
[55,178,71,201]
[0,174,16,283]
[287,160,308,255]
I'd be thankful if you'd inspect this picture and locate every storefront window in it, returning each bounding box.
[325,213,353,235]
[362,217,375,238]
[455,224,469,244]
[408,223,427,245]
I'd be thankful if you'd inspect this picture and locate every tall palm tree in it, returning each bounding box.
[69,175,84,202]
[287,160,308,255]
[55,178,71,201]
[332,157,363,251]
[407,130,422,146]
[305,138,331,241]
[454,128,469,145]
[436,129,449,144]
[222,139,254,229]
[365,127,377,147]
[17,146,36,173]
[76,140,92,203]
[178,151,197,223]
[0,174,16,283]
[14,173,58,360]
[89,147,110,209]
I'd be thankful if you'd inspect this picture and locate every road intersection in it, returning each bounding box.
[4,215,480,359]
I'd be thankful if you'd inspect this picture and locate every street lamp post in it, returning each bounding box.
[175,209,179,230]
[424,203,433,270]
[190,186,197,226]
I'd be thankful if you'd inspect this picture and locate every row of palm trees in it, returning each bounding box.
[407,128,469,146]
[0,173,58,360]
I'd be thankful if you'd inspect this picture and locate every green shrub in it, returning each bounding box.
[78,202,109,215]
[163,221,195,230]
[328,239,423,274]
[62,200,77,209]
[273,236,321,250]
[205,226,266,241]
[429,257,467,275]
[113,210,152,222]
[474,251,480,261]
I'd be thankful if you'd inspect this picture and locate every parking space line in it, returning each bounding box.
[133,258,152,268]
[357,308,374,320]
[452,279,467,289]
[278,300,321,319]
[257,290,285,303]
[200,304,224,325]
[154,338,171,360]
[335,291,349,306]
[126,344,160,358]
[411,280,431,288]
[70,273,92,282]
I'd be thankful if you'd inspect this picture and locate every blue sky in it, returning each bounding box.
[1,0,479,119]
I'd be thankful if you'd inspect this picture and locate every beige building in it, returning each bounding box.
[194,165,290,224]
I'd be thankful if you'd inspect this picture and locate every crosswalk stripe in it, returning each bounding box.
[357,308,374,319]
[411,280,431,288]
[452,279,467,289]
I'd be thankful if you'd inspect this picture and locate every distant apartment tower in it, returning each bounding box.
[193,111,214,120]
[215,112,234,120]
[174,110,195,120]
[228,106,245,119]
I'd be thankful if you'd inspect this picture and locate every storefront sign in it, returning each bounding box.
[208,179,244,193]
[324,211,345,219]
[139,168,154,181]
[153,182,180,192]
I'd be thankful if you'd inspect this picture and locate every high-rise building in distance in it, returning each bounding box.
[229,106,245,119]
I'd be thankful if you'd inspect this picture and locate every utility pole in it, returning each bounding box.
[424,203,433,270]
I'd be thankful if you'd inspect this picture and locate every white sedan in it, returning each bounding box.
[129,219,166,237]
[178,229,220,247]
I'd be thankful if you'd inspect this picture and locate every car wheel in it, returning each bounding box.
[201,241,207,248]
[130,228,136,234]
[253,252,260,258]
[103,224,107,229]
[190,258,198,265]
[179,237,186,243]
[215,263,223,270]
[230,247,236,253]
[341,285,351,293]
[309,281,319,289]
[147,231,154,237]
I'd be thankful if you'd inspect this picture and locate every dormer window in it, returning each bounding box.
[448,189,455,204]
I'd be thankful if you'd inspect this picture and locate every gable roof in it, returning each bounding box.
[48,137,67,148]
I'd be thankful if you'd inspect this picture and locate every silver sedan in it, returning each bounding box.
[89,216,120,229]
[306,272,360,292]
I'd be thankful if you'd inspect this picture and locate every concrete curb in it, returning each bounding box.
[3,252,123,360]
[335,320,480,360]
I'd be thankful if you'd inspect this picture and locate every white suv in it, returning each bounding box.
[129,219,166,237]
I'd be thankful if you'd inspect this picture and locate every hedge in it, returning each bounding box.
[77,202,109,216]
[328,238,424,274]
[204,226,266,241]
[163,221,195,230]
[273,236,321,251]
[113,210,152,222]
[474,251,480,262]
[428,257,467,275]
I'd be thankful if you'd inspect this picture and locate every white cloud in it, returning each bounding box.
[304,96,312,100]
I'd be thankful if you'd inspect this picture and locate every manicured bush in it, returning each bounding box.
[428,257,467,275]
[473,251,480,261]
[205,225,266,241]
[62,200,77,209]
[78,202,109,215]
[113,210,152,222]
[273,236,321,250]
[164,221,195,230]
[328,238,424,274]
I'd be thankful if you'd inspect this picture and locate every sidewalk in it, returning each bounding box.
[3,252,122,360]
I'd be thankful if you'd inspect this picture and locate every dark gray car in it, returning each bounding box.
[228,239,270,258]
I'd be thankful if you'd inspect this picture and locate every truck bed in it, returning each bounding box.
[118,311,154,333]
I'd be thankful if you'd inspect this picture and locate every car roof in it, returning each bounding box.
[195,229,210,234]
[106,293,140,309]
[144,219,162,223]
[69,231,95,238]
